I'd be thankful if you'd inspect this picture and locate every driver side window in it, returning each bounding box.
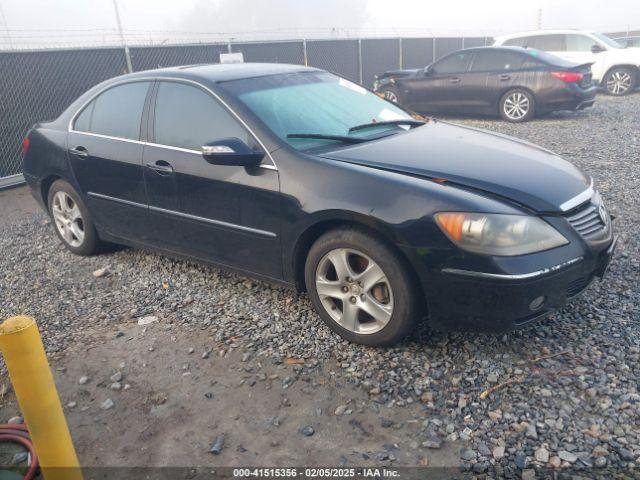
[566,34,597,52]
[432,52,472,74]
[153,81,255,151]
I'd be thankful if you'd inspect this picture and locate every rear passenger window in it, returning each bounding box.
[470,51,526,71]
[530,34,565,51]
[73,82,150,140]
[153,81,251,151]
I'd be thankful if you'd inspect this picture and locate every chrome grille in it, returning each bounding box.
[565,202,607,239]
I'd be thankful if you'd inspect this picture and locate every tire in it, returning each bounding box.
[603,67,636,96]
[304,227,421,346]
[381,86,402,104]
[47,179,101,256]
[499,89,535,122]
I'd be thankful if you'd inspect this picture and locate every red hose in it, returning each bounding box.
[0,423,39,480]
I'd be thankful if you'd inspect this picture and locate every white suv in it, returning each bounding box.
[494,30,640,95]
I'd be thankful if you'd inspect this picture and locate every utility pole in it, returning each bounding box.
[536,8,542,30]
[0,1,13,50]
[112,0,133,72]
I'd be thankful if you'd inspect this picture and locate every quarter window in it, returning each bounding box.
[73,82,150,140]
[153,81,251,151]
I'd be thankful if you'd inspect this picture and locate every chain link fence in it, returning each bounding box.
[0,33,545,182]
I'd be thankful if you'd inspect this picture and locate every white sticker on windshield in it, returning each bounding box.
[378,108,406,121]
[339,78,367,95]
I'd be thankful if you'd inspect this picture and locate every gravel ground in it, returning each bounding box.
[1,93,639,477]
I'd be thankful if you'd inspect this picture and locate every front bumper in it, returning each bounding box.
[424,236,617,332]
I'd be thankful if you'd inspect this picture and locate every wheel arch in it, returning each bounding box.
[290,213,425,310]
[601,64,639,84]
[40,174,63,209]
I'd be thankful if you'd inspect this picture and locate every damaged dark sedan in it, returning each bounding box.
[23,63,616,346]
[374,46,598,122]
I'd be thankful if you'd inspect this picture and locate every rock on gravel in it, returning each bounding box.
[209,434,225,454]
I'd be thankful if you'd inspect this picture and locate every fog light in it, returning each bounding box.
[529,296,545,311]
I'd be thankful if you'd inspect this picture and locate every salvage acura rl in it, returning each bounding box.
[22,63,616,346]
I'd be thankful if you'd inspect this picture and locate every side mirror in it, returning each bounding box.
[423,65,434,75]
[591,44,605,53]
[202,138,264,167]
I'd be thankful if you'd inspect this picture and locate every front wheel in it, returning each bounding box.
[47,179,101,256]
[305,228,421,346]
[380,86,401,104]
[499,89,535,122]
[604,67,636,96]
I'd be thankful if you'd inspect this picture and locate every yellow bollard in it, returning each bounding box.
[0,316,83,480]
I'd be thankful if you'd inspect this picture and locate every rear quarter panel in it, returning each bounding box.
[23,124,74,208]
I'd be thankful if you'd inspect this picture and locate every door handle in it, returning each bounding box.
[499,74,511,81]
[146,160,174,175]
[69,146,89,158]
[449,77,461,84]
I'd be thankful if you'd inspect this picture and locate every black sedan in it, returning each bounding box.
[23,63,615,346]
[374,46,598,122]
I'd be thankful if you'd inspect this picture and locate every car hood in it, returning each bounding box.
[319,121,590,213]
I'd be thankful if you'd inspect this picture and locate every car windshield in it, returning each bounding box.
[221,71,415,151]
[591,32,624,49]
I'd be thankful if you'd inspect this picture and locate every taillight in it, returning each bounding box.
[551,71,583,83]
[21,137,30,156]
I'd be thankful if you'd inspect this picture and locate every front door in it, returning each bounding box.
[67,81,152,239]
[142,80,282,278]
[404,50,474,113]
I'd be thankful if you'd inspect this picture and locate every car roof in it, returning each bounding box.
[494,29,598,42]
[454,46,533,54]
[121,62,321,84]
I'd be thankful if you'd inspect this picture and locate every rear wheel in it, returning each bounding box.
[305,228,421,346]
[47,179,101,256]
[499,89,535,122]
[603,67,636,96]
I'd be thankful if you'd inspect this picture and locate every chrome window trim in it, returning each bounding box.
[441,256,583,281]
[87,191,277,238]
[68,75,278,171]
[559,178,594,212]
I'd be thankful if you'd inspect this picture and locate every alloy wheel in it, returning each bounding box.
[606,70,631,95]
[384,90,398,103]
[315,248,394,334]
[51,191,85,247]
[503,92,530,120]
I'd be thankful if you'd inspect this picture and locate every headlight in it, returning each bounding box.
[435,212,568,256]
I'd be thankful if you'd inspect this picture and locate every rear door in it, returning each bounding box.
[475,50,531,111]
[142,79,282,278]
[68,80,152,239]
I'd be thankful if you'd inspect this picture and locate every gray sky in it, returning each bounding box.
[1,0,638,48]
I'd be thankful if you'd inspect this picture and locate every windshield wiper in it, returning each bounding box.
[287,133,368,144]
[348,119,425,133]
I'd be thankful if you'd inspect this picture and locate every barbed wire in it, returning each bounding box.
[1,24,639,51]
